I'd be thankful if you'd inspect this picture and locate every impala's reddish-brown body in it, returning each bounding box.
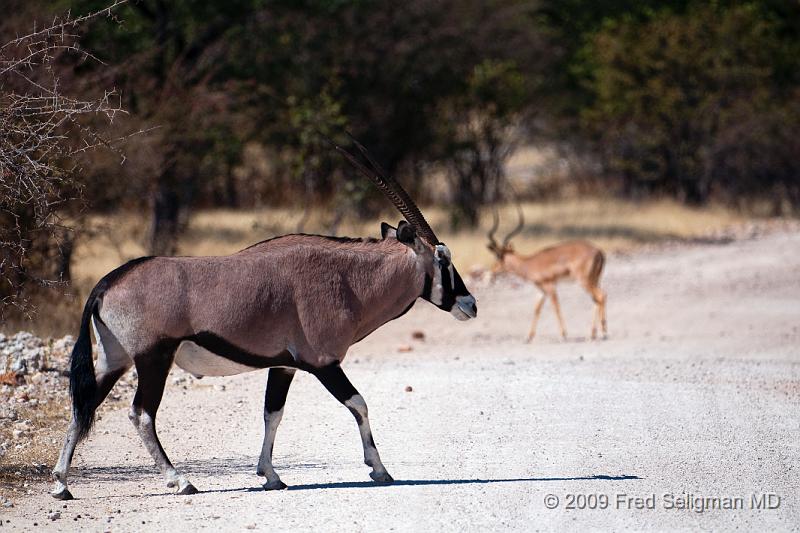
[487,205,607,341]
[493,240,607,341]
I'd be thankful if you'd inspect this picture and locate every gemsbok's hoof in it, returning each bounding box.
[178,483,199,495]
[51,487,74,500]
[262,479,288,491]
[369,471,394,484]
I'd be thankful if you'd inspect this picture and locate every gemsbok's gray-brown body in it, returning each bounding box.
[51,138,477,499]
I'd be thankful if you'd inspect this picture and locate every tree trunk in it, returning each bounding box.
[148,182,181,256]
[54,229,74,284]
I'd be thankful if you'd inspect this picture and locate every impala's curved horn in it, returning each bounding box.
[487,209,500,252]
[502,196,525,247]
[322,131,440,244]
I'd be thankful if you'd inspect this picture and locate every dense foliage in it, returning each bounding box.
[62,0,545,246]
[576,2,800,207]
[1,0,798,315]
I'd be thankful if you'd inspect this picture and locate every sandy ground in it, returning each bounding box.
[3,230,800,531]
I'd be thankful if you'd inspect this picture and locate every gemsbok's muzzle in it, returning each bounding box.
[452,294,477,321]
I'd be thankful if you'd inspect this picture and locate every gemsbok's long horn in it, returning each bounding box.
[321,131,440,245]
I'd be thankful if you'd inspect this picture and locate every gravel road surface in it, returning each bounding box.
[4,231,799,531]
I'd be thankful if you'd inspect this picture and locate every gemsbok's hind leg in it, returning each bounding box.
[130,352,197,495]
[257,367,296,490]
[52,319,131,500]
[51,367,129,499]
[314,364,393,483]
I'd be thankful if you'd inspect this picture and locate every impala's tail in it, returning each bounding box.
[70,291,98,442]
[589,249,606,287]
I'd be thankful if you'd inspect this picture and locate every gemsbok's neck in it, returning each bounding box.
[338,242,425,342]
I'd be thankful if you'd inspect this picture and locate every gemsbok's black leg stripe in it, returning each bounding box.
[265,368,296,413]
[421,274,433,300]
[312,364,372,436]
[313,364,359,403]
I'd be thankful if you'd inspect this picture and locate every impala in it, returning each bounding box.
[51,137,477,500]
[487,204,606,342]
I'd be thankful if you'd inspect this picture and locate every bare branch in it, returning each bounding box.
[0,1,130,317]
[0,0,128,51]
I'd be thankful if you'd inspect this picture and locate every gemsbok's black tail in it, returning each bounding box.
[69,256,154,442]
[70,292,99,442]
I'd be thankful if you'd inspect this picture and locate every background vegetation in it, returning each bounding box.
[1,0,798,324]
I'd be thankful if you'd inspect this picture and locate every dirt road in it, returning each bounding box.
[5,230,800,531]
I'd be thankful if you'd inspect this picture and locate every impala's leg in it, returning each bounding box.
[129,352,197,495]
[314,364,393,483]
[586,285,607,340]
[257,367,296,490]
[593,287,608,338]
[526,292,547,343]
[52,321,131,500]
[586,285,599,340]
[547,287,568,340]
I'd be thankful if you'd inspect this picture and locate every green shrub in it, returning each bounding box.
[581,3,799,208]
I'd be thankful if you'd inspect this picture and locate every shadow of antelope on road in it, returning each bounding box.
[67,457,640,497]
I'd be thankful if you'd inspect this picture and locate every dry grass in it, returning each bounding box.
[6,197,745,336]
[441,197,744,269]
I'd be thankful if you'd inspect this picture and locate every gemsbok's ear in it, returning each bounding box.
[381,222,397,240]
[396,220,417,244]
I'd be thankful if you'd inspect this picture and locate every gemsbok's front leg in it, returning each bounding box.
[129,353,197,495]
[257,367,296,490]
[314,364,394,484]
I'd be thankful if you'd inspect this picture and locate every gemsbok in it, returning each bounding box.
[51,137,477,500]
[487,204,606,342]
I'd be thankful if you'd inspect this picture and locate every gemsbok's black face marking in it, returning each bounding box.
[382,221,477,321]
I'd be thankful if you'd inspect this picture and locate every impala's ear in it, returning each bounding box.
[380,222,397,240]
[396,220,416,244]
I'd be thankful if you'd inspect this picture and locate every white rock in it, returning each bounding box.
[0,405,18,420]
